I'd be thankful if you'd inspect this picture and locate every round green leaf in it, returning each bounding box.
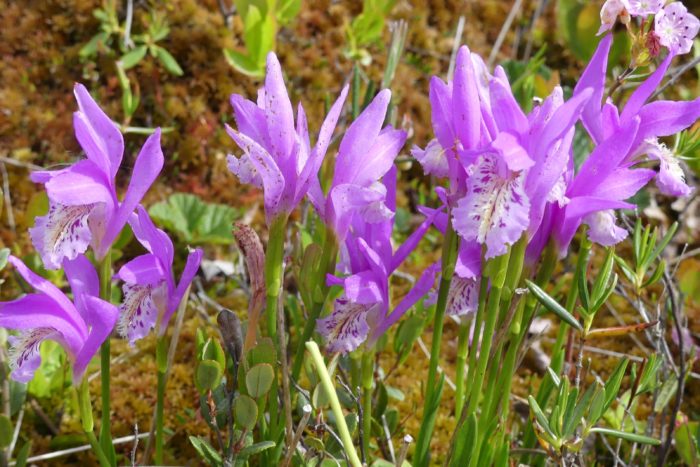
[233,394,258,429]
[245,363,274,398]
[195,360,223,394]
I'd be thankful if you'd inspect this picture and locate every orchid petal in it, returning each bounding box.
[575,35,612,143]
[73,83,124,179]
[72,296,119,383]
[452,46,481,150]
[100,129,164,258]
[317,298,373,354]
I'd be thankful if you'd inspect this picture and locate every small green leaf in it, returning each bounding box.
[528,395,558,442]
[14,441,31,467]
[154,46,183,76]
[646,222,678,269]
[189,436,223,465]
[79,31,109,58]
[590,427,661,445]
[246,363,274,398]
[526,280,583,332]
[223,48,264,77]
[246,338,277,367]
[237,440,276,458]
[654,377,678,413]
[233,394,258,429]
[0,415,12,448]
[603,358,628,413]
[195,360,223,394]
[120,45,148,69]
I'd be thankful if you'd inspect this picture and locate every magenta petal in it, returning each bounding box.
[372,262,441,341]
[72,295,118,383]
[317,298,373,354]
[73,83,124,180]
[533,87,592,161]
[452,46,481,150]
[583,210,628,246]
[328,183,390,241]
[116,254,167,286]
[100,129,164,258]
[491,132,533,172]
[227,126,286,218]
[263,52,295,163]
[590,168,655,200]
[339,270,385,305]
[8,256,87,336]
[44,160,115,207]
[489,79,528,134]
[63,255,100,300]
[390,210,439,273]
[230,94,270,151]
[163,248,203,329]
[635,98,700,148]
[333,89,391,186]
[0,294,85,356]
[429,76,457,152]
[296,85,349,205]
[572,117,640,196]
[574,35,612,144]
[455,241,482,279]
[621,54,673,123]
[348,127,407,187]
[129,206,174,276]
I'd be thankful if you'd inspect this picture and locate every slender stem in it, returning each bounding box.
[361,351,374,458]
[454,319,470,420]
[155,335,167,465]
[305,342,362,467]
[414,221,459,465]
[466,286,503,415]
[265,216,288,338]
[77,378,111,467]
[97,253,115,466]
[291,230,339,380]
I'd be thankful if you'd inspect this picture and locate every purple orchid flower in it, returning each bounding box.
[308,89,407,243]
[317,169,439,353]
[414,46,591,259]
[115,206,203,344]
[225,52,348,223]
[29,84,164,270]
[0,255,118,384]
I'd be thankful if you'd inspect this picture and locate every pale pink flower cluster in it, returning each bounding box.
[599,0,699,55]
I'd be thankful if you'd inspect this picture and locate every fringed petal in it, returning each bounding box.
[446,276,480,317]
[317,298,373,354]
[453,155,530,259]
[29,202,95,270]
[583,210,629,246]
[118,282,166,345]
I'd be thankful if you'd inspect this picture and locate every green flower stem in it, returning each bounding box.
[361,350,374,458]
[97,253,115,466]
[459,280,488,418]
[291,230,339,380]
[265,216,288,338]
[466,284,502,416]
[414,220,459,465]
[78,378,111,467]
[305,341,362,467]
[155,334,168,465]
[522,240,590,465]
[454,319,470,420]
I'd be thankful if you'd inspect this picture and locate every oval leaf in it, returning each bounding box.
[233,394,258,429]
[246,363,274,398]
